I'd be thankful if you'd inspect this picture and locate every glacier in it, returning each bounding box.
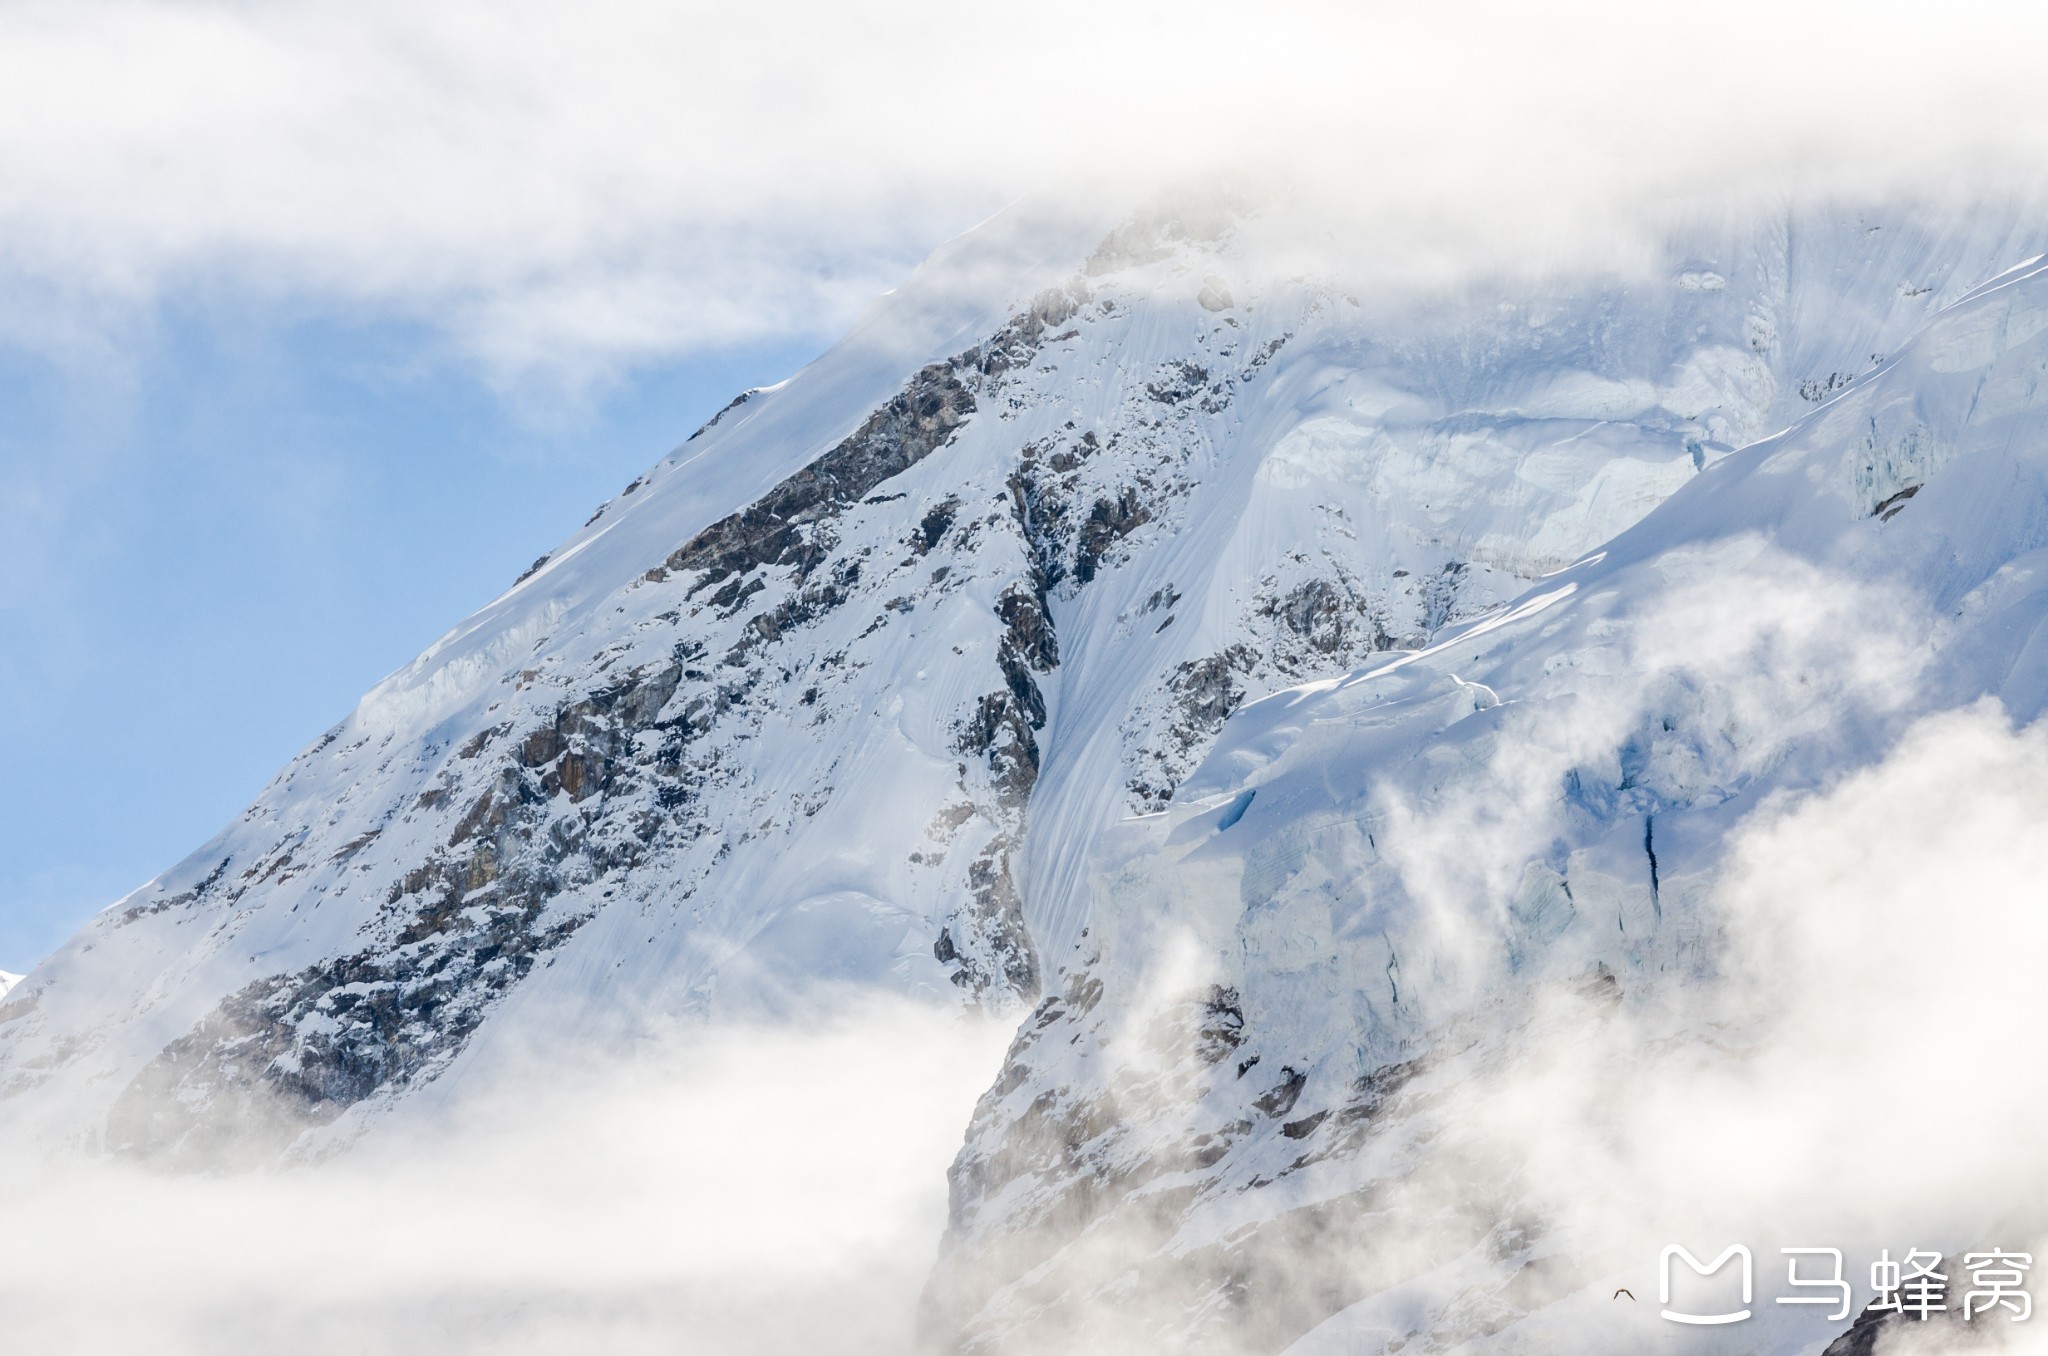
[927,250,2048,1352]
[5,184,2048,1353]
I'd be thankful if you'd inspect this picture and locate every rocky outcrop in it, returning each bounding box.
[73,286,1118,1148]
[662,363,977,590]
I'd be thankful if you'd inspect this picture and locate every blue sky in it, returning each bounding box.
[0,308,829,969]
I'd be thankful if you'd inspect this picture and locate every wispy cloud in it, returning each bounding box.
[0,996,1011,1354]
[3,0,2048,386]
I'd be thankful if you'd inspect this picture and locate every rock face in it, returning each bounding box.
[925,255,2048,1351]
[0,189,2042,1179]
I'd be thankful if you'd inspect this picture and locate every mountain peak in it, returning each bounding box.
[3,195,2043,1193]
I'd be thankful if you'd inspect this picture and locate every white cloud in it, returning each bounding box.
[0,996,1012,1354]
[3,0,2048,385]
[1469,699,2048,1349]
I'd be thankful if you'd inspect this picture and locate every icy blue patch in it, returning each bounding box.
[1215,788,1256,832]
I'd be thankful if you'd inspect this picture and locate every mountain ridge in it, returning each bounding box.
[1,190,2041,1192]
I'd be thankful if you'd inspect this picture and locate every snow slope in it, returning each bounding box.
[929,252,2048,1351]
[0,188,2042,1174]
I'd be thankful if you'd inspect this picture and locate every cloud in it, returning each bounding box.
[1305,632,2048,1345]
[1361,542,1931,1017]
[0,995,1011,1355]
[1445,698,2048,1351]
[1338,567,2048,1347]
[3,0,2048,385]
[917,535,2048,1350]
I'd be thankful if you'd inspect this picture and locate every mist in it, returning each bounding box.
[910,524,2048,1352]
[0,998,1010,1354]
[5,1,2048,383]
[1447,699,2048,1352]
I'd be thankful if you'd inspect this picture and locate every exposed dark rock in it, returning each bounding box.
[665,363,977,592]
[1174,647,1256,729]
[927,1009,1448,1354]
[506,662,686,806]
[1800,371,1856,402]
[1193,986,1245,1065]
[1265,577,1390,656]
[1875,483,1921,520]
[1253,1066,1307,1119]
[725,559,862,665]
[117,856,233,925]
[958,575,1059,816]
[103,653,708,1160]
[107,888,588,1167]
[959,691,1041,807]
[705,572,766,617]
[1145,360,1212,406]
[918,496,961,553]
[1073,489,1151,584]
[684,388,755,442]
[1239,333,1291,382]
[1643,814,1661,917]
[1126,645,1258,811]
[997,586,1058,673]
[936,837,1038,1001]
[1422,560,1469,637]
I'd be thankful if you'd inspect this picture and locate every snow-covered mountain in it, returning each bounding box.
[3,183,2047,1349]
[925,248,2048,1352]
